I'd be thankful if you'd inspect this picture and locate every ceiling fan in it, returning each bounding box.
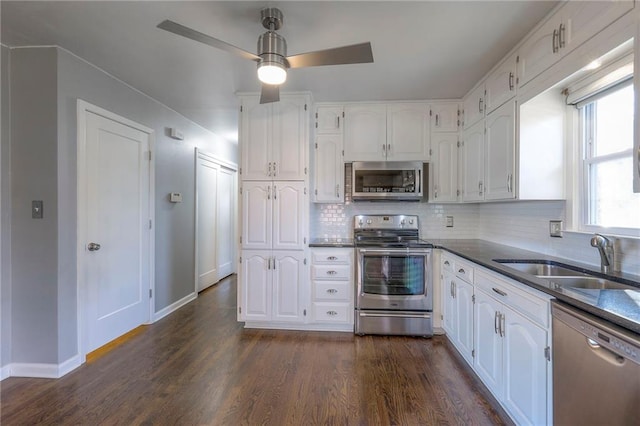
[157,7,374,104]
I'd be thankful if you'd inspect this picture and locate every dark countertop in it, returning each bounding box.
[309,238,354,248]
[430,239,640,335]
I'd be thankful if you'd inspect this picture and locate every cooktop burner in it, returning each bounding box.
[353,214,432,249]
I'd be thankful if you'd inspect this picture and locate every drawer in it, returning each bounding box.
[454,258,474,284]
[475,269,550,327]
[312,302,352,323]
[313,281,352,302]
[441,255,454,273]
[311,250,352,265]
[312,265,351,280]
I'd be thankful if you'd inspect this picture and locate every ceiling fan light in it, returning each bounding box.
[257,62,287,85]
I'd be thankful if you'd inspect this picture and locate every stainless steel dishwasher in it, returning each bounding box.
[552,301,640,425]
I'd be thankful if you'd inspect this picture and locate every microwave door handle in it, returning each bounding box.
[417,169,421,194]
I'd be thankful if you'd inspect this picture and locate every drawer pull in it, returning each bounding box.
[492,287,507,297]
[327,256,338,261]
[326,289,338,294]
[326,310,338,316]
[444,260,450,266]
[326,270,337,275]
[458,268,466,274]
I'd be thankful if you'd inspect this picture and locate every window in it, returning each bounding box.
[579,81,640,234]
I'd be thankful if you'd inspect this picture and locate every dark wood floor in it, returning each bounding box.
[1,275,510,425]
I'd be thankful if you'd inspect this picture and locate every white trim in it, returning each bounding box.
[76,99,155,363]
[153,292,197,322]
[197,148,238,171]
[4,355,80,379]
[0,364,10,381]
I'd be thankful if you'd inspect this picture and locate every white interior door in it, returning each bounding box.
[216,165,236,280]
[197,157,219,291]
[79,104,153,354]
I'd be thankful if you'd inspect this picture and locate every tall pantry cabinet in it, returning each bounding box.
[237,93,311,326]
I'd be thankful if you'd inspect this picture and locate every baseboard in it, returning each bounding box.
[153,292,197,322]
[0,364,10,381]
[6,354,82,379]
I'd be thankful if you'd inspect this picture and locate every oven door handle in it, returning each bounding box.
[357,248,431,254]
[359,312,431,319]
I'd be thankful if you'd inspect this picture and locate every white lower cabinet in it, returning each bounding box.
[441,252,552,426]
[240,250,306,323]
[310,247,354,329]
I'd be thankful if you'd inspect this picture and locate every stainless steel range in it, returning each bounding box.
[354,214,433,336]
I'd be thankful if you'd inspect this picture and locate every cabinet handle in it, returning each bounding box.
[268,162,272,177]
[336,116,340,129]
[435,114,440,127]
[326,270,337,275]
[382,144,386,154]
[559,23,566,48]
[500,313,505,337]
[492,287,507,297]
[508,72,514,91]
[327,256,338,261]
[507,174,512,193]
[444,260,450,267]
[272,257,276,270]
[336,184,340,198]
[458,268,465,275]
[267,185,271,200]
[434,187,438,199]
[450,281,455,298]
[273,162,277,176]
[479,181,483,196]
[636,145,640,179]
[326,310,338,316]
[273,185,277,200]
[326,288,338,294]
[552,28,559,53]
[453,282,456,298]
[478,98,484,113]
[417,169,421,193]
[494,311,500,334]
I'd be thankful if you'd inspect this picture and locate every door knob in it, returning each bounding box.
[87,242,101,251]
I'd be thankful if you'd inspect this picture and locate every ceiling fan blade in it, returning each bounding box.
[260,84,280,104]
[286,42,373,68]
[157,20,260,62]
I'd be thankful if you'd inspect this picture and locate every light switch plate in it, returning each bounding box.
[549,220,563,238]
[169,192,183,203]
[446,216,454,227]
[32,200,43,219]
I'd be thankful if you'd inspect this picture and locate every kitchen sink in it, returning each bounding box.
[494,260,592,278]
[549,276,632,291]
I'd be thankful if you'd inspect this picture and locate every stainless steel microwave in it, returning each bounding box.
[351,161,425,201]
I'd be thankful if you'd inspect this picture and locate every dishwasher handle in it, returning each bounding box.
[586,338,626,366]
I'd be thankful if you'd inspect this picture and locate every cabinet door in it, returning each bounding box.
[272,181,306,250]
[240,251,271,321]
[272,251,306,323]
[502,305,548,426]
[431,133,458,203]
[463,84,485,129]
[386,103,430,161]
[485,100,516,201]
[474,289,504,399]
[314,134,344,203]
[316,105,344,134]
[241,98,271,179]
[517,15,562,87]
[442,271,456,336]
[272,96,307,180]
[485,54,517,114]
[344,104,387,161]
[241,182,272,250]
[454,278,474,366]
[461,120,485,202]
[431,102,459,133]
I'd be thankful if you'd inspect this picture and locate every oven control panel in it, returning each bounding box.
[354,214,419,230]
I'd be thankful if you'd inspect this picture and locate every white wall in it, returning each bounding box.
[1,44,11,373]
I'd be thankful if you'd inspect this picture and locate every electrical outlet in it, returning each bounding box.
[549,220,563,238]
[446,216,454,227]
[32,200,43,219]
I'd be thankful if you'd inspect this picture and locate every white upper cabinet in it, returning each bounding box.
[484,100,516,201]
[386,103,431,161]
[431,133,458,203]
[461,120,485,202]
[485,53,518,114]
[240,94,309,180]
[430,102,459,133]
[463,84,486,129]
[344,104,387,161]
[344,103,431,161]
[314,134,344,203]
[518,0,633,87]
[315,105,343,134]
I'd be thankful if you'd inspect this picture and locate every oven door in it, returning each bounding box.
[356,248,432,311]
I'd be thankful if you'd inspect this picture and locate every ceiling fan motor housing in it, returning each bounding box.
[257,29,287,70]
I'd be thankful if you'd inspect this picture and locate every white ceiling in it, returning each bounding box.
[1,1,558,143]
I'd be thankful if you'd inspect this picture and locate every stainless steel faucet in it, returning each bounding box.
[590,234,614,274]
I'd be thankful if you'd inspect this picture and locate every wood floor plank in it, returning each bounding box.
[0,275,511,425]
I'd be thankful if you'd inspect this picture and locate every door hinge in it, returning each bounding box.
[457,189,461,196]
[457,109,461,116]
[304,187,307,195]
[239,306,242,314]
[303,257,307,264]
[239,256,242,263]
[147,151,152,161]
[315,122,318,128]
[304,238,307,245]
[457,141,460,148]
[315,112,318,118]
[440,314,443,320]
[314,189,318,195]
[240,236,242,244]
[429,109,433,117]
[304,104,307,111]
[516,55,520,63]
[472,349,475,358]
[472,294,476,304]
[315,143,318,149]
[240,186,242,195]
[149,219,153,229]
[342,150,344,157]
[149,289,153,299]
[429,148,432,156]
[342,111,345,118]
[240,106,243,112]
[239,167,242,175]
[304,167,308,175]
[303,309,307,316]
[544,346,551,361]
[457,119,460,127]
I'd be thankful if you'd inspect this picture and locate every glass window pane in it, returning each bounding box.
[588,157,640,228]
[362,255,425,295]
[594,84,634,156]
